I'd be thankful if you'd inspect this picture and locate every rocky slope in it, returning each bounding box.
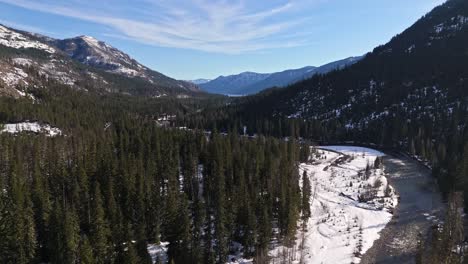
[0,25,200,98]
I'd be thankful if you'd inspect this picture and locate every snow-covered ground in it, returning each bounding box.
[147,146,398,264]
[147,242,169,264]
[268,146,397,264]
[1,122,62,137]
[0,25,55,53]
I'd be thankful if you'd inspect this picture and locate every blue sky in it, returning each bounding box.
[0,0,445,80]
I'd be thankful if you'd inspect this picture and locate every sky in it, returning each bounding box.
[0,0,446,80]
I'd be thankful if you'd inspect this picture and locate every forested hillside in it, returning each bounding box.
[185,0,468,208]
[1,0,468,263]
[0,25,201,97]
[0,85,309,264]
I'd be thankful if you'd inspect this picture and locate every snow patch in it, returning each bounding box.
[0,67,29,87]
[1,122,62,137]
[147,242,169,264]
[268,147,397,264]
[12,58,33,66]
[0,25,55,53]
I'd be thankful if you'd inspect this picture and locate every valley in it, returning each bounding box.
[0,0,467,263]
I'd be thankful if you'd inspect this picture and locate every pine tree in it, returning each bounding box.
[210,134,228,263]
[121,242,140,264]
[79,235,96,264]
[8,162,37,264]
[90,182,112,264]
[0,185,15,263]
[302,170,312,221]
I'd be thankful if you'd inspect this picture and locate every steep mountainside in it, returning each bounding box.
[0,25,200,98]
[232,0,468,132]
[199,57,361,95]
[47,36,199,92]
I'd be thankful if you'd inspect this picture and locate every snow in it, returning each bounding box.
[147,146,397,264]
[147,242,169,264]
[433,15,468,36]
[320,146,384,157]
[227,242,254,264]
[114,66,139,76]
[2,70,27,86]
[0,25,55,53]
[77,35,146,78]
[1,122,62,137]
[12,58,33,66]
[81,35,100,46]
[406,44,416,53]
[39,63,76,86]
[268,146,397,264]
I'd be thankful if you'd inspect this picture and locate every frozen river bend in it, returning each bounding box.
[149,146,443,264]
[360,152,444,264]
[272,146,400,264]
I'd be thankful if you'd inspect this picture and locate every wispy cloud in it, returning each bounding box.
[0,0,319,54]
[0,18,54,36]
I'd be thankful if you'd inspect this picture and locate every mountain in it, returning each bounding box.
[0,25,200,98]
[189,79,211,85]
[198,57,361,95]
[199,71,271,95]
[47,35,199,92]
[217,0,468,140]
[235,66,316,95]
[302,56,363,77]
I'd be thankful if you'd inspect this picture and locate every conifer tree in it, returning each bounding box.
[90,182,111,263]
[302,170,312,221]
[79,235,96,264]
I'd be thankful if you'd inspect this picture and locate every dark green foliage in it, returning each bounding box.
[79,235,96,264]
[1,2,467,262]
[0,85,302,263]
[302,170,312,221]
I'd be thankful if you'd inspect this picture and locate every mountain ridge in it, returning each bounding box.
[216,0,468,135]
[198,56,362,95]
[0,24,200,97]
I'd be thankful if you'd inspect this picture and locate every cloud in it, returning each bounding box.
[0,19,51,35]
[0,0,318,54]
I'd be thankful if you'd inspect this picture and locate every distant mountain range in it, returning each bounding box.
[194,57,362,95]
[227,0,468,133]
[0,25,200,98]
[190,79,212,85]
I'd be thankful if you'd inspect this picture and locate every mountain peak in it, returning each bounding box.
[0,25,200,95]
[77,35,100,44]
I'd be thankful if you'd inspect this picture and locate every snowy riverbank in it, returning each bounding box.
[269,146,398,264]
[148,146,398,264]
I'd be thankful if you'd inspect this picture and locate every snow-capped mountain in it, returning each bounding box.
[45,35,198,92]
[0,24,200,98]
[0,25,113,98]
[54,35,148,77]
[199,57,361,95]
[189,79,212,85]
